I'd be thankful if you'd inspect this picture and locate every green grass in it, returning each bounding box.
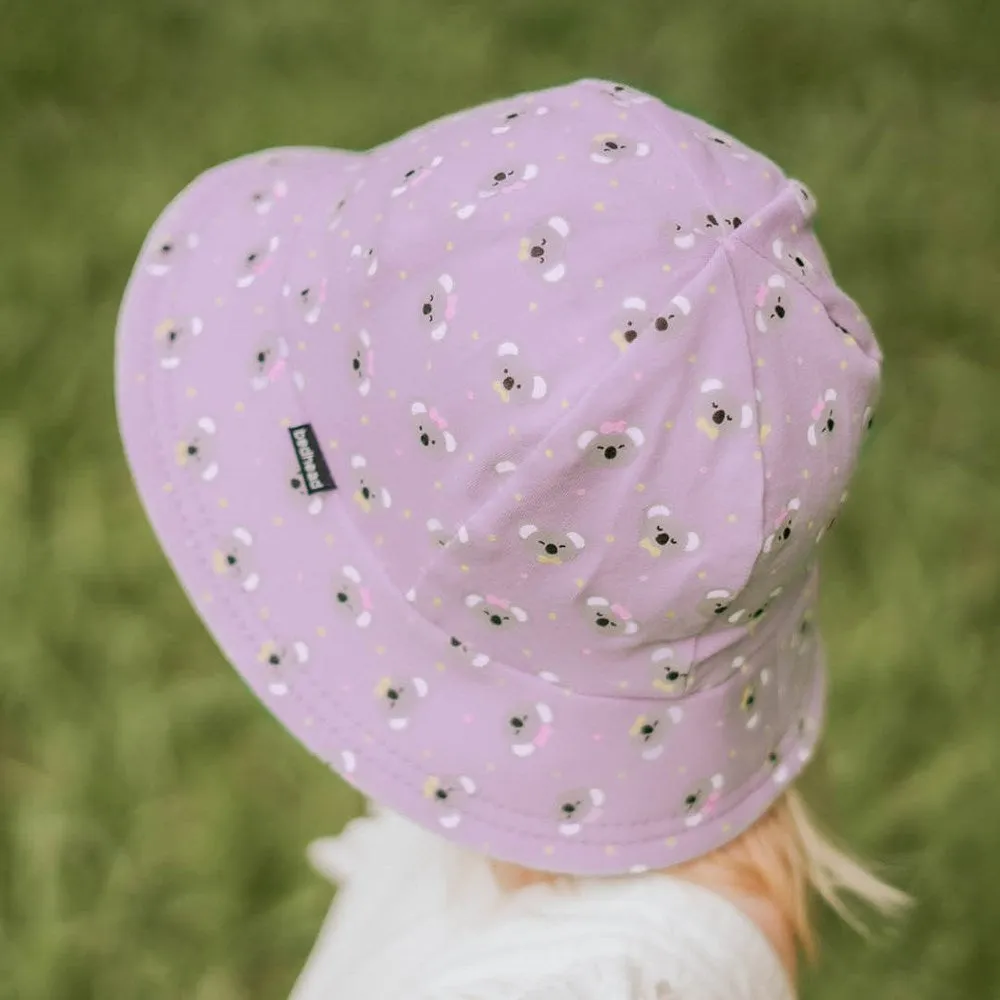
[2,0,998,996]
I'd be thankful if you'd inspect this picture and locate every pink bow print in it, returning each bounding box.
[445,294,459,321]
[534,724,553,748]
[754,283,769,308]
[810,397,826,421]
[701,789,722,818]
[360,587,373,611]
[267,358,287,382]
[610,603,632,621]
[486,594,509,610]
[365,349,374,376]
[600,420,627,435]
[428,407,448,430]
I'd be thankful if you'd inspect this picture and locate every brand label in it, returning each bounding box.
[289,424,336,494]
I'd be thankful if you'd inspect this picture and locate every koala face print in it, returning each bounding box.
[327,196,348,232]
[350,455,392,514]
[427,518,470,549]
[629,707,683,761]
[602,83,651,108]
[283,279,328,325]
[794,183,817,219]
[519,524,586,565]
[639,505,700,558]
[727,587,784,626]
[589,133,651,164]
[610,297,651,351]
[376,676,428,730]
[491,103,549,135]
[762,498,801,554]
[350,244,379,277]
[649,646,693,696]
[694,130,749,161]
[696,379,755,441]
[351,329,374,396]
[586,596,638,636]
[519,216,570,283]
[772,238,816,282]
[730,669,772,730]
[696,589,735,621]
[424,774,476,829]
[577,422,645,468]
[145,230,199,277]
[754,274,790,333]
[249,179,287,215]
[493,342,548,403]
[466,594,529,630]
[650,295,692,338]
[447,634,490,669]
[211,527,259,592]
[289,468,324,515]
[555,787,605,837]
[236,236,280,288]
[334,565,373,628]
[456,164,540,219]
[807,389,838,447]
[154,315,202,370]
[419,274,457,341]
[680,773,725,827]
[411,402,457,455]
[251,336,294,391]
[669,212,740,250]
[175,417,219,482]
[506,703,555,757]
[257,639,309,696]
[391,155,444,198]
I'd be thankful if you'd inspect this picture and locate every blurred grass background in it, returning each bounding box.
[1,0,999,996]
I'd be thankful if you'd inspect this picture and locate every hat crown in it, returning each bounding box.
[319,80,879,695]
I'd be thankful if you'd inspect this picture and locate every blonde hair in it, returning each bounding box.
[671,790,911,957]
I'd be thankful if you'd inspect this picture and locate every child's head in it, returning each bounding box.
[117,78,885,892]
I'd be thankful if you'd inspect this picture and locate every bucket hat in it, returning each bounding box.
[116,78,881,874]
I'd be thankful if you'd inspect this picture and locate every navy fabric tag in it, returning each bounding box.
[289,424,337,494]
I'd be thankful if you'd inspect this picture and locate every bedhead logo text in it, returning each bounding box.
[289,424,337,494]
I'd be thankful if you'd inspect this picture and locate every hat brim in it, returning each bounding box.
[116,146,825,875]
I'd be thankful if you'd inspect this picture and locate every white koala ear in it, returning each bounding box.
[430,156,444,168]
[197,417,217,434]
[342,565,362,584]
[543,263,566,283]
[459,776,477,794]
[548,216,570,238]
[701,378,724,393]
[635,142,651,157]
[465,594,483,608]
[531,375,548,400]
[755,310,768,334]
[497,342,519,358]
[674,231,696,249]
[825,389,838,402]
[647,504,672,518]
[438,273,454,293]
[685,532,701,552]
[710,773,725,791]
[443,432,457,453]
[577,430,597,450]
[294,642,310,663]
[590,788,606,806]
[427,518,443,532]
[411,401,427,416]
[233,527,254,546]
[807,425,818,447]
[190,316,204,334]
[566,531,586,550]
[511,606,529,623]
[788,498,802,512]
[623,296,647,310]
[381,488,392,509]
[350,454,366,470]
[456,204,476,220]
[523,164,539,181]
[518,524,539,540]
[651,646,674,663]
[769,274,787,290]
[740,405,754,429]
[495,460,517,474]
[350,244,362,258]
[587,596,610,609]
[623,621,639,635]
[359,328,371,347]
[413,677,429,697]
[456,525,469,544]
[772,238,785,260]
[627,426,645,446]
[672,294,692,315]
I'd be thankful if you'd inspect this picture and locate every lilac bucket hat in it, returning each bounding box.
[116,78,881,875]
